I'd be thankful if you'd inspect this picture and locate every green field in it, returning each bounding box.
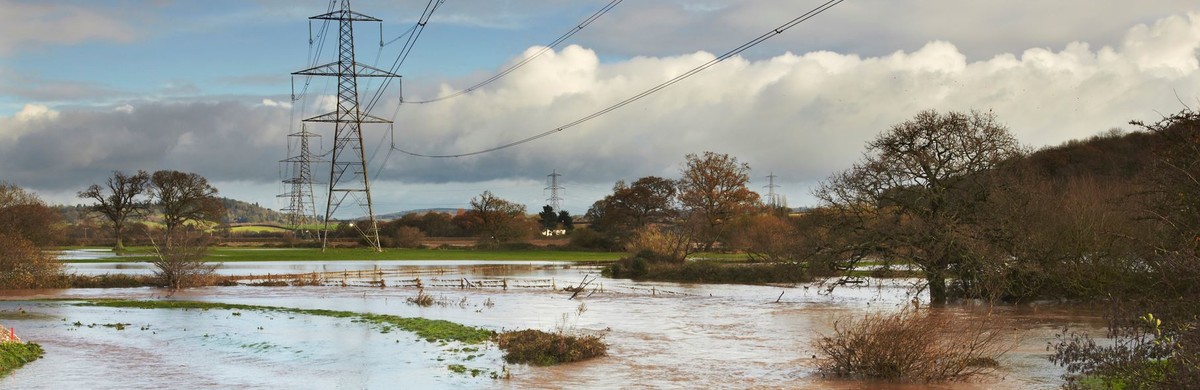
[227,225,290,234]
[62,247,623,263]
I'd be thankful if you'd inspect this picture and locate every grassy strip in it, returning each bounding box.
[228,226,290,234]
[0,342,44,377]
[78,300,494,344]
[61,247,621,263]
[496,329,607,366]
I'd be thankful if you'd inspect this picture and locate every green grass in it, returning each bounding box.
[78,299,495,344]
[0,342,44,377]
[61,247,621,263]
[228,226,290,234]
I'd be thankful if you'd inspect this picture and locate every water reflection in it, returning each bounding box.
[3,261,1104,389]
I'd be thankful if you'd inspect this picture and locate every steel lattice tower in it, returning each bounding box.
[293,0,398,252]
[765,172,781,208]
[545,170,564,212]
[279,124,321,236]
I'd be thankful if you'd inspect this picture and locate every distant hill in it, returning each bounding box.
[376,208,462,221]
[60,197,289,225]
[220,198,288,224]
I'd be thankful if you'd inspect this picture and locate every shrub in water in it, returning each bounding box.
[815,307,1012,382]
[496,329,606,366]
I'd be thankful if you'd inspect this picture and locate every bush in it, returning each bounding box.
[496,329,606,366]
[815,307,1012,382]
[387,226,425,248]
[625,225,691,262]
[0,234,66,289]
[567,228,619,251]
[1052,309,1199,389]
[149,231,218,290]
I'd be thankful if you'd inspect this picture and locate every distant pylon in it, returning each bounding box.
[278,124,321,237]
[765,172,781,208]
[545,170,564,212]
[293,0,398,252]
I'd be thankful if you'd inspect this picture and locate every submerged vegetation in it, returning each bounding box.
[79,300,495,344]
[59,247,621,263]
[76,299,607,367]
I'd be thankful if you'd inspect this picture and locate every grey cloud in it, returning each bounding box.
[0,100,290,191]
[0,0,139,55]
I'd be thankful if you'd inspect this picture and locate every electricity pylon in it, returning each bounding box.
[279,124,321,237]
[545,170,564,212]
[765,172,781,208]
[293,0,397,252]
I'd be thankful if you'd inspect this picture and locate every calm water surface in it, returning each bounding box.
[1,255,1104,389]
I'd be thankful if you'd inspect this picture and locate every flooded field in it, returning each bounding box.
[1,255,1104,389]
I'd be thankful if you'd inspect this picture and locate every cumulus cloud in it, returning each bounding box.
[580,0,1196,61]
[382,11,1200,190]
[4,9,1200,212]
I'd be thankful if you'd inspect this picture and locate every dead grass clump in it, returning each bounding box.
[408,289,434,307]
[815,307,1013,382]
[66,273,155,288]
[496,329,607,366]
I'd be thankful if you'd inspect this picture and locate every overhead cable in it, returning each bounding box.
[392,0,845,158]
[363,0,445,115]
[400,0,624,106]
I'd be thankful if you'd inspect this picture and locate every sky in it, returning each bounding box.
[2,0,1200,218]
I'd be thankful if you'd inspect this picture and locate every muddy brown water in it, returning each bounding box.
[1,256,1105,389]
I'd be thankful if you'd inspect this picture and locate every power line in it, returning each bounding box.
[392,0,845,159]
[362,0,445,115]
[398,0,624,106]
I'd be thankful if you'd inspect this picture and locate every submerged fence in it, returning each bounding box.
[224,264,594,291]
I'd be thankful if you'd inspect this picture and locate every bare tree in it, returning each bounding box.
[149,230,218,290]
[0,182,40,207]
[677,152,761,250]
[150,170,224,234]
[78,170,150,251]
[815,110,1023,304]
[463,191,532,245]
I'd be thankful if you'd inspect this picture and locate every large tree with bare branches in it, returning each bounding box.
[150,170,224,234]
[816,110,1023,304]
[78,170,151,251]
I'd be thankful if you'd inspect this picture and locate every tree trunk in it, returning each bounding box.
[927,269,947,305]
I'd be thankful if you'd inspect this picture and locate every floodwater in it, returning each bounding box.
[1,253,1105,389]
